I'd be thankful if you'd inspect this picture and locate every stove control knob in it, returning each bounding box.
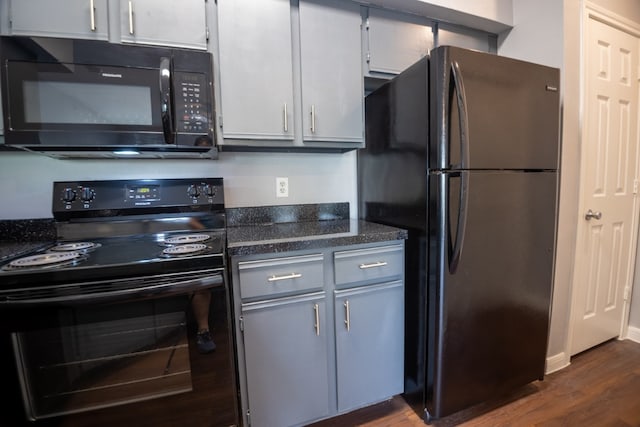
[203,184,217,198]
[81,187,95,202]
[188,184,200,198]
[62,188,76,203]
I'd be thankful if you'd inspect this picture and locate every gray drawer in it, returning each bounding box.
[334,244,404,286]
[238,254,324,300]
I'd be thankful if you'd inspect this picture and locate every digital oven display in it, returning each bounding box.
[126,185,160,201]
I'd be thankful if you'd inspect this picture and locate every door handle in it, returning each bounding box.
[585,209,602,220]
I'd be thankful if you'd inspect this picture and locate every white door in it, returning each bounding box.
[571,14,640,356]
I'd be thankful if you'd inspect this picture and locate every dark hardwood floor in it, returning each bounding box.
[310,339,640,427]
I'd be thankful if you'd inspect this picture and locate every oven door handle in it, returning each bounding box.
[0,274,223,308]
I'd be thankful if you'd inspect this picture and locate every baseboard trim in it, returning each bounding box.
[545,352,570,374]
[626,326,640,343]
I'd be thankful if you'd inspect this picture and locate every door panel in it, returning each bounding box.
[429,46,560,170]
[427,170,557,418]
[571,16,639,356]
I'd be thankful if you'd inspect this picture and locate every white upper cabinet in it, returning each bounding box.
[366,8,433,75]
[437,22,495,53]
[7,0,109,40]
[299,0,363,144]
[118,0,208,50]
[217,0,295,141]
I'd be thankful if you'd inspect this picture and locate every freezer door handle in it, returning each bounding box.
[449,171,469,273]
[450,60,470,170]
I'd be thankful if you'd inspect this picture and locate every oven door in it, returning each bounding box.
[0,269,239,427]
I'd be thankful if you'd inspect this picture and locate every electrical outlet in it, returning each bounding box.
[276,177,289,198]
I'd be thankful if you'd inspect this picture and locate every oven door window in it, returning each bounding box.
[14,297,193,420]
[6,61,162,132]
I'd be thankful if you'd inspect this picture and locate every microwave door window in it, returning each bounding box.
[23,81,153,127]
[7,61,163,133]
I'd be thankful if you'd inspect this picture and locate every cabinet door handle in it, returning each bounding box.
[359,261,387,269]
[267,272,302,282]
[344,300,350,331]
[128,1,134,35]
[90,0,96,31]
[310,104,316,133]
[313,303,320,336]
[283,103,288,132]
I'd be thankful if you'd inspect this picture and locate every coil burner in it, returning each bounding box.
[50,242,102,252]
[163,234,211,245]
[2,251,86,271]
[161,243,209,257]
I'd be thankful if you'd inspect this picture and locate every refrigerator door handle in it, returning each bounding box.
[450,61,470,170]
[449,171,469,273]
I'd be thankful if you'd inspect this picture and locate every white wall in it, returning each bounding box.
[0,151,357,219]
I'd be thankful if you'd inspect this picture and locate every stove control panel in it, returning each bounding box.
[53,178,225,220]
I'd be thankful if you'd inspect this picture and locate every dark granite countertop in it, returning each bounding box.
[227,219,407,257]
[0,219,56,262]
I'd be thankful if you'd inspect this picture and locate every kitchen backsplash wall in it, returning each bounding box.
[0,150,357,220]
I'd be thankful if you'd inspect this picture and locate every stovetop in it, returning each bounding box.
[2,178,228,289]
[0,230,226,288]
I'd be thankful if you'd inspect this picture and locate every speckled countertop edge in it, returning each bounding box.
[226,203,407,256]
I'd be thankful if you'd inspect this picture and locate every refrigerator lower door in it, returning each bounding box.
[426,170,557,420]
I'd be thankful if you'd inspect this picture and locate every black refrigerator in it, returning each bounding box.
[358,46,560,421]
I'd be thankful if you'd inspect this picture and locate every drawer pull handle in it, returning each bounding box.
[359,261,387,269]
[344,300,350,331]
[313,303,320,336]
[267,272,302,282]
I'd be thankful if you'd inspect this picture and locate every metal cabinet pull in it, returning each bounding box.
[344,300,350,331]
[310,105,316,133]
[585,209,602,220]
[90,0,96,31]
[267,272,302,282]
[128,1,134,35]
[283,103,288,132]
[359,261,387,269]
[313,303,320,336]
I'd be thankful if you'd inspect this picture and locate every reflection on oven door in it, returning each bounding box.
[13,299,193,420]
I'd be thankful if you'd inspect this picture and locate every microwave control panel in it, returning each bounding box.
[174,72,210,134]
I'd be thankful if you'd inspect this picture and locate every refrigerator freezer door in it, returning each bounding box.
[430,46,560,171]
[426,170,557,419]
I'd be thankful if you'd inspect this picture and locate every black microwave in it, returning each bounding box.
[0,36,216,159]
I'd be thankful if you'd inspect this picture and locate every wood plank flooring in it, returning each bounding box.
[310,339,640,427]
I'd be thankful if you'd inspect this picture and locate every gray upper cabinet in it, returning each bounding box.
[299,0,363,144]
[365,8,432,76]
[119,0,207,49]
[217,0,295,141]
[216,0,363,151]
[437,22,496,53]
[7,0,109,40]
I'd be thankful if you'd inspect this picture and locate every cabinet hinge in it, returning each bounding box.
[365,17,370,31]
[218,115,223,129]
[366,52,371,63]
[634,179,638,195]
[239,316,244,332]
[206,27,210,42]
[246,410,251,426]
[624,286,631,301]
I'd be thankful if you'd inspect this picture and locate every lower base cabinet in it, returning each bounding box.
[241,293,330,427]
[232,241,404,427]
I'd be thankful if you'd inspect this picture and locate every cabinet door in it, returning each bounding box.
[241,293,330,427]
[299,0,363,144]
[334,281,404,412]
[8,0,108,40]
[366,8,432,75]
[119,0,207,49]
[217,0,295,141]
